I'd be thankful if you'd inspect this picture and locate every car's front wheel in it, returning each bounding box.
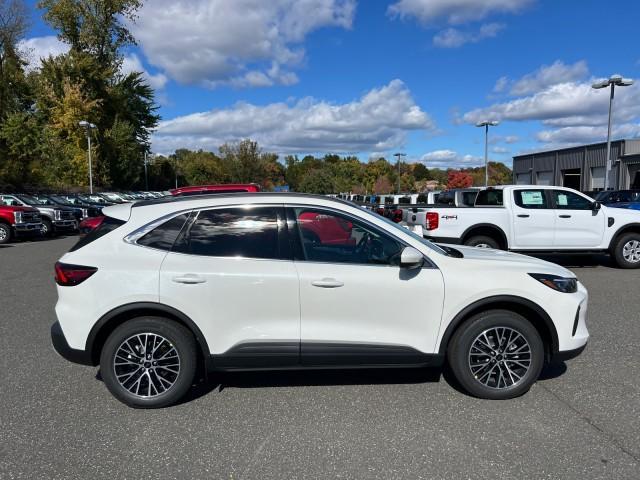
[447,310,544,399]
[100,317,198,408]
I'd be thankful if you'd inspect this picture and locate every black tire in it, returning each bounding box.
[0,222,11,244]
[464,235,501,249]
[611,232,640,269]
[41,218,53,237]
[100,317,198,408]
[447,310,544,400]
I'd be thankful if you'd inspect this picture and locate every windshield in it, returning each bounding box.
[16,194,44,206]
[49,195,74,206]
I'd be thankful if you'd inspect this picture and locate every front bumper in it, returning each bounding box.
[51,321,93,366]
[14,222,43,234]
[53,220,77,230]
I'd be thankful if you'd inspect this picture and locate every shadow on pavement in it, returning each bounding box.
[530,252,613,269]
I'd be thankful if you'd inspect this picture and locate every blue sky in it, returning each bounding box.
[20,0,640,168]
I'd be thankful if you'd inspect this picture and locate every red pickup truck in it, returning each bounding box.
[0,204,43,244]
[169,184,261,196]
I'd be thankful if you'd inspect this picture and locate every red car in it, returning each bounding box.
[297,211,355,246]
[169,184,261,196]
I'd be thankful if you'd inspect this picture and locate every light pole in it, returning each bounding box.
[144,151,150,190]
[592,74,634,190]
[394,152,406,194]
[476,120,499,187]
[78,121,97,194]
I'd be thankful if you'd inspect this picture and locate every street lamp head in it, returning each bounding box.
[78,120,88,127]
[591,80,609,89]
[476,120,499,127]
[619,78,634,87]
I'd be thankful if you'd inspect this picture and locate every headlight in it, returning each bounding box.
[82,208,88,218]
[529,273,578,293]
[13,211,23,224]
[54,209,62,220]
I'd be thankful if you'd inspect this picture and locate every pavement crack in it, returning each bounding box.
[539,383,639,463]
[238,431,274,479]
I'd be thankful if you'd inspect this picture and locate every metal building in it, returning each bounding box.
[512,139,640,192]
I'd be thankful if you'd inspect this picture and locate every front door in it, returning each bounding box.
[289,206,445,366]
[511,189,556,248]
[159,206,300,367]
[551,189,606,248]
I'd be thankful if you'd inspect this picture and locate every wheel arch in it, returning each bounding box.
[461,224,508,250]
[86,302,211,366]
[608,223,640,250]
[438,295,559,361]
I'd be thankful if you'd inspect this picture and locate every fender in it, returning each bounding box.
[461,223,508,248]
[86,302,211,364]
[437,295,559,358]
[607,222,640,250]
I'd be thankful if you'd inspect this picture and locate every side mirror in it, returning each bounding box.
[592,201,602,211]
[400,246,424,269]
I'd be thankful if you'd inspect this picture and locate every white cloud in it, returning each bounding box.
[131,0,356,88]
[433,22,504,48]
[536,123,640,148]
[388,0,534,25]
[491,146,509,154]
[508,60,589,95]
[18,35,69,71]
[153,79,435,155]
[420,149,482,168]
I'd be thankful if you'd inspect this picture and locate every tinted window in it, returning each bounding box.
[553,190,593,210]
[475,190,503,206]
[174,207,281,259]
[462,191,479,206]
[436,192,454,205]
[69,216,125,252]
[294,208,404,265]
[514,190,549,209]
[138,214,189,251]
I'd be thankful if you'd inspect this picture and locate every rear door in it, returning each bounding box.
[511,189,556,248]
[551,189,606,248]
[158,205,300,366]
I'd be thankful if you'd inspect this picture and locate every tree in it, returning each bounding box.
[447,171,473,189]
[373,175,393,194]
[0,0,30,121]
[299,168,334,194]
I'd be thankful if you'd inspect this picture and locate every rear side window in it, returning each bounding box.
[173,207,281,259]
[69,216,125,252]
[514,190,548,209]
[137,214,189,251]
[475,190,503,206]
[462,191,479,206]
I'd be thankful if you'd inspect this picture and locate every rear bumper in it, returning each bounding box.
[51,321,93,366]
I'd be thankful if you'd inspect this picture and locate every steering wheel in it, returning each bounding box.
[355,232,371,254]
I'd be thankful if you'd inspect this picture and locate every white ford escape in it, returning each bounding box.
[52,193,589,408]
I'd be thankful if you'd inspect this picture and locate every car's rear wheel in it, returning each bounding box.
[447,310,544,399]
[100,317,198,408]
[463,235,500,249]
[612,233,640,269]
[0,223,11,244]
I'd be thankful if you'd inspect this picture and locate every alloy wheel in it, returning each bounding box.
[468,327,531,389]
[113,333,181,398]
[622,240,640,263]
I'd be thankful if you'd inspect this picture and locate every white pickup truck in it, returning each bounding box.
[406,185,640,268]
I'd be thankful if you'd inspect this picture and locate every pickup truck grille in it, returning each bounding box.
[22,211,40,223]
[60,211,74,221]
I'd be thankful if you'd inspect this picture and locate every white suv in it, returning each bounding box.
[52,193,589,408]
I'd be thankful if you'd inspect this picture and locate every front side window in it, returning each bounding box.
[173,207,281,259]
[514,190,549,209]
[293,208,404,265]
[553,190,592,210]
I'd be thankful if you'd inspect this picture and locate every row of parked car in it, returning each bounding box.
[0,191,168,244]
[339,187,640,268]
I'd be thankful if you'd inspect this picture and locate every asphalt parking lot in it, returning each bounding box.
[1,236,639,479]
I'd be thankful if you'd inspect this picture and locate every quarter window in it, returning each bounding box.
[138,214,190,251]
[173,207,281,259]
[293,208,404,265]
[514,190,548,209]
[552,190,593,210]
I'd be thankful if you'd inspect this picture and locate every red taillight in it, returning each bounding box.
[425,212,439,231]
[55,262,98,286]
[393,209,403,223]
[376,208,384,215]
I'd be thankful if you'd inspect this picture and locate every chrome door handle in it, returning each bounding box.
[311,278,344,288]
[172,274,206,284]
